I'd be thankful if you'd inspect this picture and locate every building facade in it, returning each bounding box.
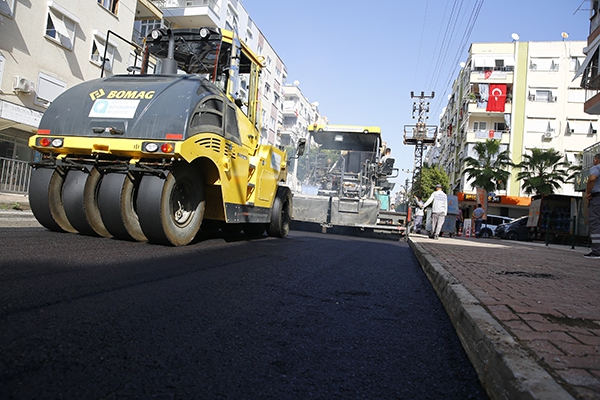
[280,82,321,190]
[0,0,161,193]
[432,40,597,217]
[578,0,600,115]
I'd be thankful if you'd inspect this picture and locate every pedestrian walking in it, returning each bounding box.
[473,203,485,238]
[413,196,424,233]
[585,153,600,259]
[422,184,447,239]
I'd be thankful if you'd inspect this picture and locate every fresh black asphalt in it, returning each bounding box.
[0,228,487,399]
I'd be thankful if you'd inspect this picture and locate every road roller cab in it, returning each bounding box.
[28,27,292,246]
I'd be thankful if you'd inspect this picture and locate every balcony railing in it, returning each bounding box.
[152,0,220,13]
[0,157,31,194]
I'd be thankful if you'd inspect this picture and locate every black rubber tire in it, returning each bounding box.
[98,172,147,242]
[479,229,492,238]
[63,168,110,237]
[267,186,292,238]
[83,168,111,238]
[243,223,266,236]
[506,231,518,241]
[29,167,77,233]
[136,166,205,246]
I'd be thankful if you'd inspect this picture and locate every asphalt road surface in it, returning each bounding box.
[0,227,487,399]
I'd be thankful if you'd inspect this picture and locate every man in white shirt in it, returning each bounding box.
[422,184,448,239]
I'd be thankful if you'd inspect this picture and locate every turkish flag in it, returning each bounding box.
[486,84,506,112]
[484,70,492,79]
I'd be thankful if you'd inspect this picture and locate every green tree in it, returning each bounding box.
[420,164,450,200]
[462,139,512,193]
[515,148,572,195]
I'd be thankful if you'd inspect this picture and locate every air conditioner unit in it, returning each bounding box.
[13,76,34,94]
[543,131,553,139]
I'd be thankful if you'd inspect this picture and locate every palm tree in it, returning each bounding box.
[462,139,512,193]
[515,148,572,195]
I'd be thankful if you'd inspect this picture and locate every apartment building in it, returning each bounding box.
[432,40,598,217]
[145,0,286,145]
[280,82,321,190]
[0,0,161,193]
[280,82,320,148]
[578,0,600,116]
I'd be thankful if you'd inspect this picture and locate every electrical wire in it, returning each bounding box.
[413,0,430,86]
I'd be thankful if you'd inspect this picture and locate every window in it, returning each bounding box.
[98,0,118,15]
[493,122,506,132]
[45,3,78,50]
[473,121,487,131]
[91,30,117,72]
[571,57,583,71]
[529,89,555,102]
[0,0,15,18]
[135,19,168,44]
[35,73,66,107]
[536,90,554,102]
[529,57,559,72]
[568,88,585,103]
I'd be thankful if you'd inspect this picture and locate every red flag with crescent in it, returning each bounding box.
[486,84,506,112]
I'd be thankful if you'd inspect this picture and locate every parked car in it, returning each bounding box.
[477,214,513,238]
[495,215,529,241]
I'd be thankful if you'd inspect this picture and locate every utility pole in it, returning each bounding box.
[403,91,438,199]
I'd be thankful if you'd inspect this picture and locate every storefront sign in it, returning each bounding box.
[0,100,42,128]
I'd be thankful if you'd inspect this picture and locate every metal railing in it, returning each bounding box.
[0,157,32,194]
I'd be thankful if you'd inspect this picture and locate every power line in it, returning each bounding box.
[413,0,431,86]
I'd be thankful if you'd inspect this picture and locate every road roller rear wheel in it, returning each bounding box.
[63,168,110,237]
[97,172,147,242]
[267,186,292,238]
[136,166,205,246]
[29,167,76,233]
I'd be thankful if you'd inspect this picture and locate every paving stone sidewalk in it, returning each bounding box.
[409,234,600,400]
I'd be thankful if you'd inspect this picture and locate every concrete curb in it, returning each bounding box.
[408,238,574,400]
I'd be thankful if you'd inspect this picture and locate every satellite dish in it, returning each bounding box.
[460,62,466,68]
[511,33,520,41]
[561,32,569,39]
[293,80,300,86]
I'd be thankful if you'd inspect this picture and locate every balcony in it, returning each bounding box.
[151,0,221,28]
[469,68,514,84]
[466,100,512,114]
[136,0,162,20]
[465,129,510,144]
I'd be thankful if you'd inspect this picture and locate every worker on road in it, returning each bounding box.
[422,184,447,240]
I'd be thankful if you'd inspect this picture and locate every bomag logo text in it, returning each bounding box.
[106,90,155,99]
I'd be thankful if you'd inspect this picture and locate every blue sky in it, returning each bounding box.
[242,0,589,193]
